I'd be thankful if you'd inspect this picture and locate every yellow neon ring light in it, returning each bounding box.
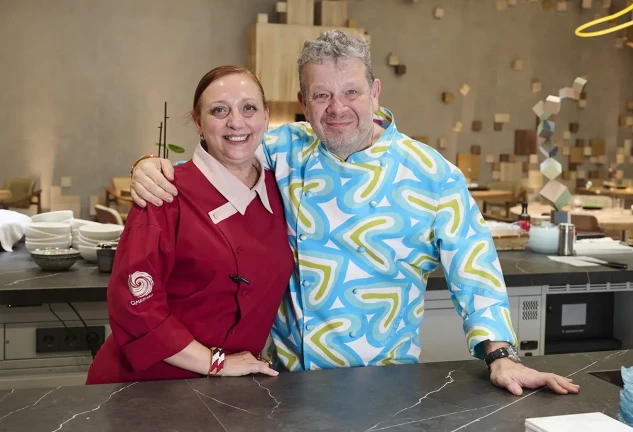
[575,3,633,37]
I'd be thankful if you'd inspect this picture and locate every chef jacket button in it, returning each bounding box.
[353,288,359,294]
[300,234,307,241]
[306,324,312,331]
[305,191,314,197]
[349,331,357,338]
[302,280,310,287]
[357,246,366,253]
[236,247,243,254]
[380,160,386,167]
[369,200,378,208]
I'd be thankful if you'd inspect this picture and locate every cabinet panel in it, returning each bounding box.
[248,23,365,102]
[419,308,472,363]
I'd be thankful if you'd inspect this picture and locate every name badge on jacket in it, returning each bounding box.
[209,202,238,224]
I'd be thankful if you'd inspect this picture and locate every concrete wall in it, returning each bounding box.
[1,0,632,216]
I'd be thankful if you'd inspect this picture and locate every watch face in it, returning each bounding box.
[506,346,521,362]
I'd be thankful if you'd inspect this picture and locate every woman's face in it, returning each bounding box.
[194,73,269,170]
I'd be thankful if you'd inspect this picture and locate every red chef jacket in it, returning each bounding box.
[86,145,294,384]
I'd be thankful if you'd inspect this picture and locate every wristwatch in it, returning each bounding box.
[484,345,521,370]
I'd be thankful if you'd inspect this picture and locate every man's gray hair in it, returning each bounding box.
[297,30,374,96]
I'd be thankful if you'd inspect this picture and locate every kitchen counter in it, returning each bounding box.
[0,350,630,431]
[2,244,633,305]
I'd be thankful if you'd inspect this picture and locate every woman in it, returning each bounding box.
[86,66,294,384]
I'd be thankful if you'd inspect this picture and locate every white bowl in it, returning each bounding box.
[26,222,71,237]
[25,233,72,243]
[25,235,72,245]
[78,232,120,244]
[31,211,74,223]
[79,224,124,240]
[72,219,99,230]
[78,244,98,262]
[26,240,71,252]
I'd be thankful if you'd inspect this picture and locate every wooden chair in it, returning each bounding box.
[0,177,42,214]
[570,214,604,240]
[482,181,527,220]
[104,177,132,221]
[95,204,124,225]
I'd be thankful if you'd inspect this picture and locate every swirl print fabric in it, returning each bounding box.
[262,108,518,371]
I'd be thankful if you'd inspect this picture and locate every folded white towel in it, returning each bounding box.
[0,210,31,252]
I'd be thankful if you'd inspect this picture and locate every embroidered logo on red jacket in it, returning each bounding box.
[128,271,154,298]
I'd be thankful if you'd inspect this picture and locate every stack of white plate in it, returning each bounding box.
[78,224,123,262]
[30,210,74,225]
[71,219,100,249]
[25,222,72,252]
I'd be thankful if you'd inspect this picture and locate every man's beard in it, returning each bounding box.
[317,114,373,160]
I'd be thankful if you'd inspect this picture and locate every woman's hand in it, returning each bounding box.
[222,351,279,377]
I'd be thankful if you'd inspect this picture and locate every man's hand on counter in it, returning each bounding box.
[489,358,580,396]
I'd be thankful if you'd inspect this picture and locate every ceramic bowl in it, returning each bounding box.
[30,248,81,271]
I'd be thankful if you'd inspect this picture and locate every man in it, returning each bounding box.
[130,30,578,396]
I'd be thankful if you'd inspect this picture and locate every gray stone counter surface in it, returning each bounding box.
[0,350,630,431]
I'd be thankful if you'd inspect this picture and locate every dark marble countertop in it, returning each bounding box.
[2,243,633,305]
[0,350,630,431]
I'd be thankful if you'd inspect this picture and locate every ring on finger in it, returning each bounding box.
[257,357,272,367]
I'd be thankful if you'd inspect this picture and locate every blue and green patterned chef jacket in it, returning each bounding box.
[260,107,517,371]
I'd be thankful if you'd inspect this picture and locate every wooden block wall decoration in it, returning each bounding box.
[456,153,480,180]
[438,137,448,149]
[591,139,606,156]
[257,13,269,23]
[629,156,633,164]
[388,54,399,66]
[486,154,495,163]
[459,84,471,96]
[529,154,538,164]
[542,0,554,10]
[471,145,481,155]
[619,116,628,126]
[433,7,445,19]
[627,101,633,111]
[559,87,576,100]
[573,77,588,94]
[569,122,579,133]
[442,92,454,103]
[495,113,511,124]
[597,155,606,164]
[627,117,633,126]
[394,65,407,76]
[584,146,592,156]
[616,154,625,164]
[317,0,346,27]
[532,80,542,93]
[508,0,517,6]
[515,130,537,155]
[578,99,587,109]
[494,122,503,131]
[625,139,633,153]
[556,1,568,12]
[576,139,585,147]
[616,170,624,180]
[562,146,571,156]
[562,171,572,180]
[497,0,508,11]
[602,0,612,7]
[500,154,510,162]
[453,121,463,133]
[347,18,358,28]
[511,59,523,71]
[472,120,482,132]
[492,171,501,180]
[570,147,585,163]
[563,130,572,140]
[544,95,562,114]
[582,0,593,9]
[522,162,530,173]
[493,162,502,171]
[577,171,587,180]
[276,1,288,13]
[508,154,517,163]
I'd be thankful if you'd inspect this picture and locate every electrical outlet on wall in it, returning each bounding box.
[60,177,72,188]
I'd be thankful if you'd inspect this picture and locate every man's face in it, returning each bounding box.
[298,58,380,160]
